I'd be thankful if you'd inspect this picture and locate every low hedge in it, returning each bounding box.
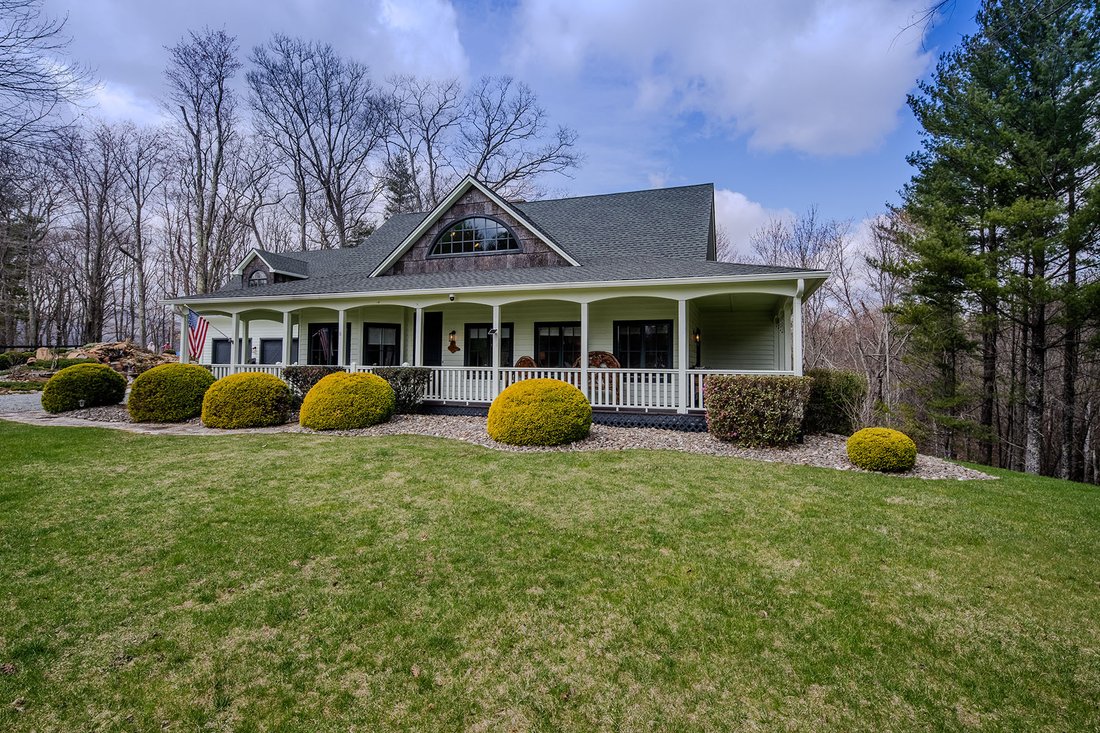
[0,351,33,370]
[374,366,432,413]
[804,368,867,435]
[283,365,345,401]
[299,372,395,430]
[0,380,45,392]
[846,427,917,472]
[128,363,216,423]
[487,378,592,446]
[704,374,813,447]
[41,363,126,413]
[201,372,292,429]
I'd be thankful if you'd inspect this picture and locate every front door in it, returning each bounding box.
[423,312,443,366]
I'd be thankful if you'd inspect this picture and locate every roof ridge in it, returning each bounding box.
[516,182,714,206]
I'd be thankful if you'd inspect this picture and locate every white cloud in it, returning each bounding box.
[365,0,469,80]
[512,0,933,155]
[88,82,168,126]
[714,188,793,260]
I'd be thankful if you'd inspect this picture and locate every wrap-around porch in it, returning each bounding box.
[181,285,807,415]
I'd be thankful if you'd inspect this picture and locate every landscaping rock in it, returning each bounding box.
[66,340,177,375]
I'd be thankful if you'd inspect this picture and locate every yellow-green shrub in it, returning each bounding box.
[299,372,395,430]
[127,363,215,423]
[846,427,917,472]
[201,372,292,429]
[487,378,591,446]
[41,363,126,413]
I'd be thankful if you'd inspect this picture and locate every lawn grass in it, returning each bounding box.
[0,420,1098,731]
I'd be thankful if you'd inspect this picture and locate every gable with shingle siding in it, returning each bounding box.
[383,187,570,276]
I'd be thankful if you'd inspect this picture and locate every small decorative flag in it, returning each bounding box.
[187,310,209,361]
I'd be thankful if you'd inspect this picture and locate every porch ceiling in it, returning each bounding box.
[692,292,785,312]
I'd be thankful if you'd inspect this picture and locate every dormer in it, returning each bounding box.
[231,249,309,288]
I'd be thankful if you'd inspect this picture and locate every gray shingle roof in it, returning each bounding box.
[190,183,819,302]
[256,250,310,276]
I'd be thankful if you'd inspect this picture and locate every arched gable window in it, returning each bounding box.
[248,270,268,287]
[429,217,520,257]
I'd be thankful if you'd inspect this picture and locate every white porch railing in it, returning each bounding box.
[686,369,798,410]
[201,364,798,413]
[208,364,286,380]
[424,366,496,402]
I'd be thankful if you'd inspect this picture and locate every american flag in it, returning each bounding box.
[187,310,209,361]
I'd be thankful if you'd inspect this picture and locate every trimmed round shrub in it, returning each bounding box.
[487,378,592,446]
[299,372,395,430]
[127,363,216,423]
[201,372,292,429]
[41,363,126,413]
[846,427,917,472]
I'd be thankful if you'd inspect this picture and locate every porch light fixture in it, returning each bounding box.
[692,328,702,369]
[448,330,460,353]
[692,328,701,344]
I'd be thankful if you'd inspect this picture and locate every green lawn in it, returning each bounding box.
[1,421,1098,732]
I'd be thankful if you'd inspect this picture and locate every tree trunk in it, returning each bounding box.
[1025,251,1046,476]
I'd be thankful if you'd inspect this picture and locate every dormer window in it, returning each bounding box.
[430,217,520,257]
[248,271,268,288]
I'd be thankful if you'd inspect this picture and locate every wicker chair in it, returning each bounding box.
[571,350,620,369]
[572,351,620,402]
[513,355,537,368]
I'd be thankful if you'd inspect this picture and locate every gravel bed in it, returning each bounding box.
[0,392,44,412]
[64,404,134,422]
[292,414,993,481]
[1,407,994,480]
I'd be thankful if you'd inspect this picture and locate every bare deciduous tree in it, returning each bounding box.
[164,28,241,293]
[0,0,88,149]
[384,75,463,210]
[248,35,385,249]
[460,76,580,200]
[116,123,165,348]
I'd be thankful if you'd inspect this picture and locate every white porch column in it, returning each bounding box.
[229,313,240,372]
[579,301,589,400]
[337,308,347,367]
[792,279,805,376]
[414,307,424,366]
[491,304,501,396]
[281,311,293,364]
[178,309,190,364]
[677,298,688,414]
[241,318,251,365]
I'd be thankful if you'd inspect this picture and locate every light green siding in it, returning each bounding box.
[698,309,777,370]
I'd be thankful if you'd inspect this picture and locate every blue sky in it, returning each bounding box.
[46,0,980,252]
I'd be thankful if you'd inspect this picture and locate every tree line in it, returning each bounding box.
[740,0,1099,483]
[0,1,580,350]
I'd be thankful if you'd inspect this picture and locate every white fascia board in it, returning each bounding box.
[163,270,831,308]
[368,176,581,277]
